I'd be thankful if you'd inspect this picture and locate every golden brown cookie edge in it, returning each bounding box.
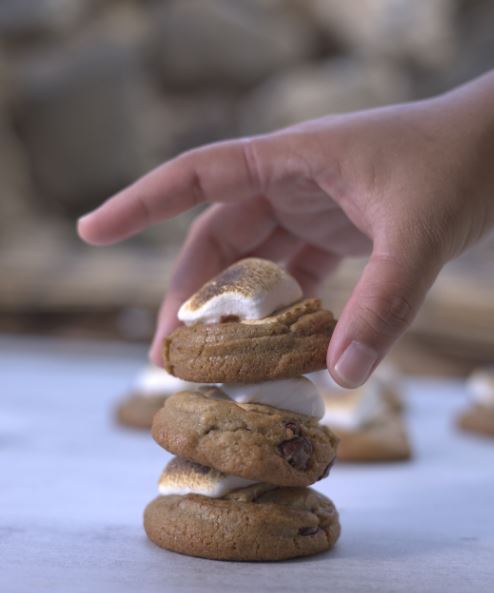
[143,488,340,561]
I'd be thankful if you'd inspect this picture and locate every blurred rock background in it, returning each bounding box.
[1,0,493,373]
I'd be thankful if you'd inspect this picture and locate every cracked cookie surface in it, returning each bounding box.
[163,298,336,383]
[152,389,339,487]
[144,486,340,561]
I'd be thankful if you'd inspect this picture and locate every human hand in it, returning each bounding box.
[78,72,494,387]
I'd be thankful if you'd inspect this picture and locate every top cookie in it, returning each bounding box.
[164,258,336,383]
[163,298,336,383]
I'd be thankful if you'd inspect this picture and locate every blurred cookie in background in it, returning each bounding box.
[308,365,412,462]
[457,367,494,438]
[115,364,202,429]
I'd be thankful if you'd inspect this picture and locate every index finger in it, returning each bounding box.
[77,138,263,246]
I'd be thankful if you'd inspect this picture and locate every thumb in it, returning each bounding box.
[327,243,443,388]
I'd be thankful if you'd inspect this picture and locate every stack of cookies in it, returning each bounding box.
[144,258,342,561]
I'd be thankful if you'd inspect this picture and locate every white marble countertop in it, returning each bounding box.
[1,335,493,593]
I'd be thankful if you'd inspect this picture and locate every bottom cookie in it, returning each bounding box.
[336,413,412,463]
[115,395,165,429]
[144,486,340,561]
[457,405,494,438]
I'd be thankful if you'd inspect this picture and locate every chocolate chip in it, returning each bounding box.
[278,436,313,470]
[318,455,336,480]
[220,315,240,323]
[299,526,320,536]
[285,422,300,437]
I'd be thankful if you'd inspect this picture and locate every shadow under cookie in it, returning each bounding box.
[144,487,340,561]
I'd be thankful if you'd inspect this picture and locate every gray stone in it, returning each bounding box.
[304,0,457,70]
[151,0,318,88]
[445,0,494,87]
[13,40,156,215]
[0,118,36,242]
[0,56,36,243]
[239,57,411,135]
[83,0,152,51]
[0,0,95,40]
[154,91,237,159]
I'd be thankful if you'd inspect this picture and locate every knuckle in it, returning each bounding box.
[240,137,266,194]
[175,149,207,206]
[189,167,207,207]
[416,218,447,261]
[359,293,415,339]
[135,193,153,226]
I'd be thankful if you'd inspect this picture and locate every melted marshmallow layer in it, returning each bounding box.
[158,457,257,498]
[220,377,325,419]
[178,258,302,325]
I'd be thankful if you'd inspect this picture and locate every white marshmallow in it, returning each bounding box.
[308,370,390,430]
[133,364,200,398]
[307,369,346,395]
[178,258,302,325]
[467,368,494,408]
[220,377,325,419]
[158,457,256,498]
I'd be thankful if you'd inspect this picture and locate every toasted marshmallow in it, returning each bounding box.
[178,258,302,325]
[220,377,325,419]
[308,370,390,430]
[158,457,256,498]
[467,368,494,408]
[133,364,200,398]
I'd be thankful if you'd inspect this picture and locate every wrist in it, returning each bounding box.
[435,72,494,242]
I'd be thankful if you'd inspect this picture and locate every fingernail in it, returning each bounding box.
[334,341,378,388]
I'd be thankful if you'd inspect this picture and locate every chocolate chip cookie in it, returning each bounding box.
[151,389,339,487]
[163,298,336,383]
[144,485,341,561]
[115,394,166,429]
[335,413,412,462]
[457,405,494,438]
